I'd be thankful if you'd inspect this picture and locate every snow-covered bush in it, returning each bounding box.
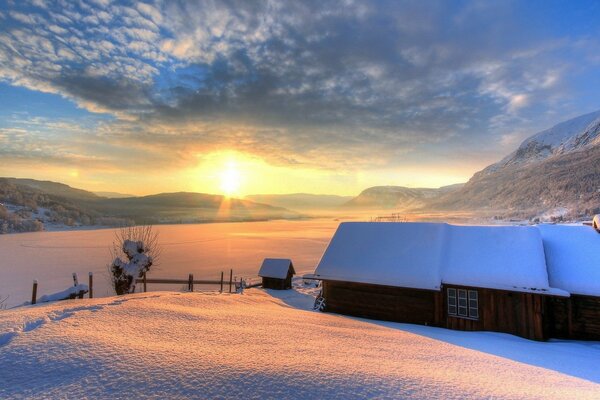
[109,226,160,295]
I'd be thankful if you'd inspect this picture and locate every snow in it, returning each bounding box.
[314,222,446,290]
[489,109,600,172]
[36,284,89,304]
[258,258,294,279]
[443,225,557,294]
[314,222,565,294]
[1,285,599,399]
[538,224,600,296]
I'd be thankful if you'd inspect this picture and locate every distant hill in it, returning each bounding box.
[5,178,100,201]
[433,110,600,220]
[92,192,299,224]
[94,191,135,198]
[0,178,301,233]
[245,193,353,210]
[344,184,463,209]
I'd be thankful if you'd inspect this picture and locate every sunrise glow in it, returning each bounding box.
[219,162,241,197]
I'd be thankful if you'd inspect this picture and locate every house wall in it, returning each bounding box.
[546,295,600,340]
[262,277,286,290]
[322,280,440,326]
[321,281,549,341]
[442,285,547,341]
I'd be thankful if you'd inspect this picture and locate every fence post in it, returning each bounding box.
[88,272,93,299]
[143,271,147,292]
[220,271,224,293]
[189,274,194,292]
[72,272,78,286]
[229,269,233,293]
[31,280,38,305]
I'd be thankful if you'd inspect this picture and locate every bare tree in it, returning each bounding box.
[109,225,161,295]
[0,294,8,310]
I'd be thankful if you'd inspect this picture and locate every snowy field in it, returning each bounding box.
[1,282,599,399]
[0,220,337,307]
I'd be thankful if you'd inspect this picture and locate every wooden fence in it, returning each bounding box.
[29,270,262,305]
[135,269,262,293]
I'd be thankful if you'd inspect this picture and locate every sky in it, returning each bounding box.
[1,0,600,197]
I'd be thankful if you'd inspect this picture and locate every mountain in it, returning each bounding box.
[91,192,299,224]
[0,178,301,233]
[433,110,600,219]
[94,191,135,198]
[245,193,353,210]
[4,178,101,201]
[344,184,463,209]
[479,110,600,176]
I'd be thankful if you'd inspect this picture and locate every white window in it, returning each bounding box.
[468,290,479,319]
[458,289,468,317]
[447,288,457,315]
[447,287,479,320]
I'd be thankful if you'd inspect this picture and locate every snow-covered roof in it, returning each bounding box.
[258,258,294,279]
[313,222,568,295]
[538,224,600,297]
[443,225,556,294]
[313,222,446,290]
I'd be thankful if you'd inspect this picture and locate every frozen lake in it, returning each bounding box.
[0,219,339,307]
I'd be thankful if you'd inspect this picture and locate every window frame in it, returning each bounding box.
[447,287,479,320]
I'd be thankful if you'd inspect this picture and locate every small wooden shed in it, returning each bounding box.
[259,258,295,290]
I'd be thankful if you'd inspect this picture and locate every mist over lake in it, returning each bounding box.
[0,220,337,307]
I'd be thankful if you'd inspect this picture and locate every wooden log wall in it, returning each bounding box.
[442,285,547,341]
[547,295,600,340]
[322,281,438,326]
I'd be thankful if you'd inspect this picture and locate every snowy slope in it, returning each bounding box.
[1,288,600,399]
[482,109,600,174]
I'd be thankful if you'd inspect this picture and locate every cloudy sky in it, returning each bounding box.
[1,0,599,196]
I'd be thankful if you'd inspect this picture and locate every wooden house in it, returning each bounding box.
[310,222,578,341]
[259,258,295,290]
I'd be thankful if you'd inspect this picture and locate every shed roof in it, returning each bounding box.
[259,258,295,279]
[314,222,566,295]
[538,224,600,297]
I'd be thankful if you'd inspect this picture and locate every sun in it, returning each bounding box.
[219,163,241,197]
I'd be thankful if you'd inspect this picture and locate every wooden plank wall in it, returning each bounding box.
[322,281,438,326]
[262,277,286,290]
[443,285,546,341]
[547,295,600,340]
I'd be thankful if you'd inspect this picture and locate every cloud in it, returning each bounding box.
[0,0,599,179]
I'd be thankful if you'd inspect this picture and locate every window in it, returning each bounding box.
[447,288,457,315]
[447,288,479,319]
[468,290,479,319]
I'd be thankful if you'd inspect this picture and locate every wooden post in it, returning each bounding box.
[220,271,224,293]
[229,269,233,293]
[188,274,194,292]
[88,272,93,299]
[31,280,38,305]
[72,272,78,286]
[143,271,147,293]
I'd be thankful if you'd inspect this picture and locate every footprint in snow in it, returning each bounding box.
[0,331,19,347]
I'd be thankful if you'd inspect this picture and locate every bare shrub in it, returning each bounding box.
[109,225,161,295]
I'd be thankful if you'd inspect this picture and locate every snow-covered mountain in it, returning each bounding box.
[434,109,600,219]
[480,110,600,176]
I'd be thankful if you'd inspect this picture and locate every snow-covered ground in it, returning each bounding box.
[1,281,599,399]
